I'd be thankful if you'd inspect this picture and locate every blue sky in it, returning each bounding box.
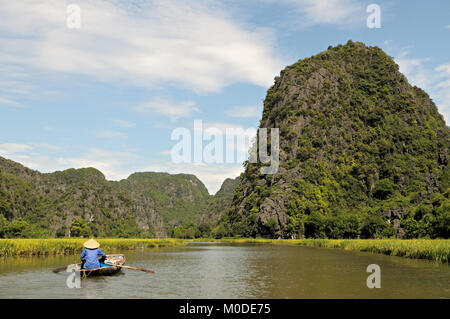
[0,0,449,193]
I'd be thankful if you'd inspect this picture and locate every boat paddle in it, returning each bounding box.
[104,262,155,274]
[52,263,80,273]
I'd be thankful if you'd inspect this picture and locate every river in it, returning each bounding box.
[0,243,448,298]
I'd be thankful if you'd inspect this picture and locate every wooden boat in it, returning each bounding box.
[79,254,125,278]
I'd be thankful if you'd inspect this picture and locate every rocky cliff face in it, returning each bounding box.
[199,177,240,224]
[0,157,139,237]
[115,172,211,235]
[223,41,449,239]
[0,157,212,237]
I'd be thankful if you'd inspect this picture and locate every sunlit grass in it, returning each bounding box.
[0,238,187,257]
[211,238,450,263]
[2,238,449,263]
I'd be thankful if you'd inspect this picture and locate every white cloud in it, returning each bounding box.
[35,143,60,150]
[0,141,241,194]
[225,105,260,118]
[0,143,33,155]
[54,148,137,180]
[96,130,127,139]
[0,63,41,107]
[0,142,59,157]
[395,51,450,124]
[436,63,450,76]
[396,52,435,89]
[153,122,177,130]
[113,120,136,128]
[199,122,257,157]
[168,121,256,176]
[0,96,22,107]
[0,143,137,181]
[158,150,172,156]
[0,0,283,93]
[433,63,450,123]
[134,99,199,122]
[275,0,365,27]
[435,63,450,89]
[201,122,249,132]
[143,162,243,194]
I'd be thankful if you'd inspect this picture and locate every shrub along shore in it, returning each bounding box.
[0,238,448,263]
[0,238,187,257]
[214,238,450,263]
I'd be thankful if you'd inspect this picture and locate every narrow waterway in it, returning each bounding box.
[0,243,448,298]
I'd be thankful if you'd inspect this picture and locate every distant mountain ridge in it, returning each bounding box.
[199,176,241,224]
[0,156,237,238]
[114,172,211,232]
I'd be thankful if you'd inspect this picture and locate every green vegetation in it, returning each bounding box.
[199,177,240,224]
[213,238,450,263]
[1,41,448,245]
[170,222,212,239]
[0,162,146,238]
[0,238,187,257]
[221,41,449,240]
[2,237,448,264]
[0,158,214,238]
[116,172,211,231]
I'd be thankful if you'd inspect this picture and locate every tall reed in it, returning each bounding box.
[214,238,450,263]
[0,238,187,257]
[2,238,448,263]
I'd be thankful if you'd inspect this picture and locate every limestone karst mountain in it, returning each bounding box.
[221,41,449,239]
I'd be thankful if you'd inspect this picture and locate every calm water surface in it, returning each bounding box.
[0,243,449,298]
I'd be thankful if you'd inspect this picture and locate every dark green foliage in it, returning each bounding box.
[7,218,31,238]
[0,215,48,238]
[0,214,8,238]
[197,177,241,238]
[325,214,360,239]
[55,225,66,238]
[211,224,229,239]
[199,177,241,225]
[197,222,212,237]
[305,212,326,238]
[171,222,210,239]
[0,156,216,238]
[116,172,210,229]
[262,218,279,238]
[0,156,148,238]
[373,179,395,200]
[70,218,91,238]
[222,41,450,239]
[360,213,395,239]
[401,191,450,238]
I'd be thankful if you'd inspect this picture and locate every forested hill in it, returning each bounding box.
[114,172,210,231]
[0,156,235,238]
[199,177,241,224]
[220,41,449,239]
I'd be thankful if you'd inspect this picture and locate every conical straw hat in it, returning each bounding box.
[83,238,100,249]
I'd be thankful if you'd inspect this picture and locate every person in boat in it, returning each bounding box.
[80,238,107,269]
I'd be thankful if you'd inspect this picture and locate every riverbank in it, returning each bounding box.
[0,238,187,257]
[213,238,450,263]
[1,238,449,263]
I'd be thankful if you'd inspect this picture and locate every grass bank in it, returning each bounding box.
[2,238,449,263]
[213,238,450,263]
[0,238,187,257]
